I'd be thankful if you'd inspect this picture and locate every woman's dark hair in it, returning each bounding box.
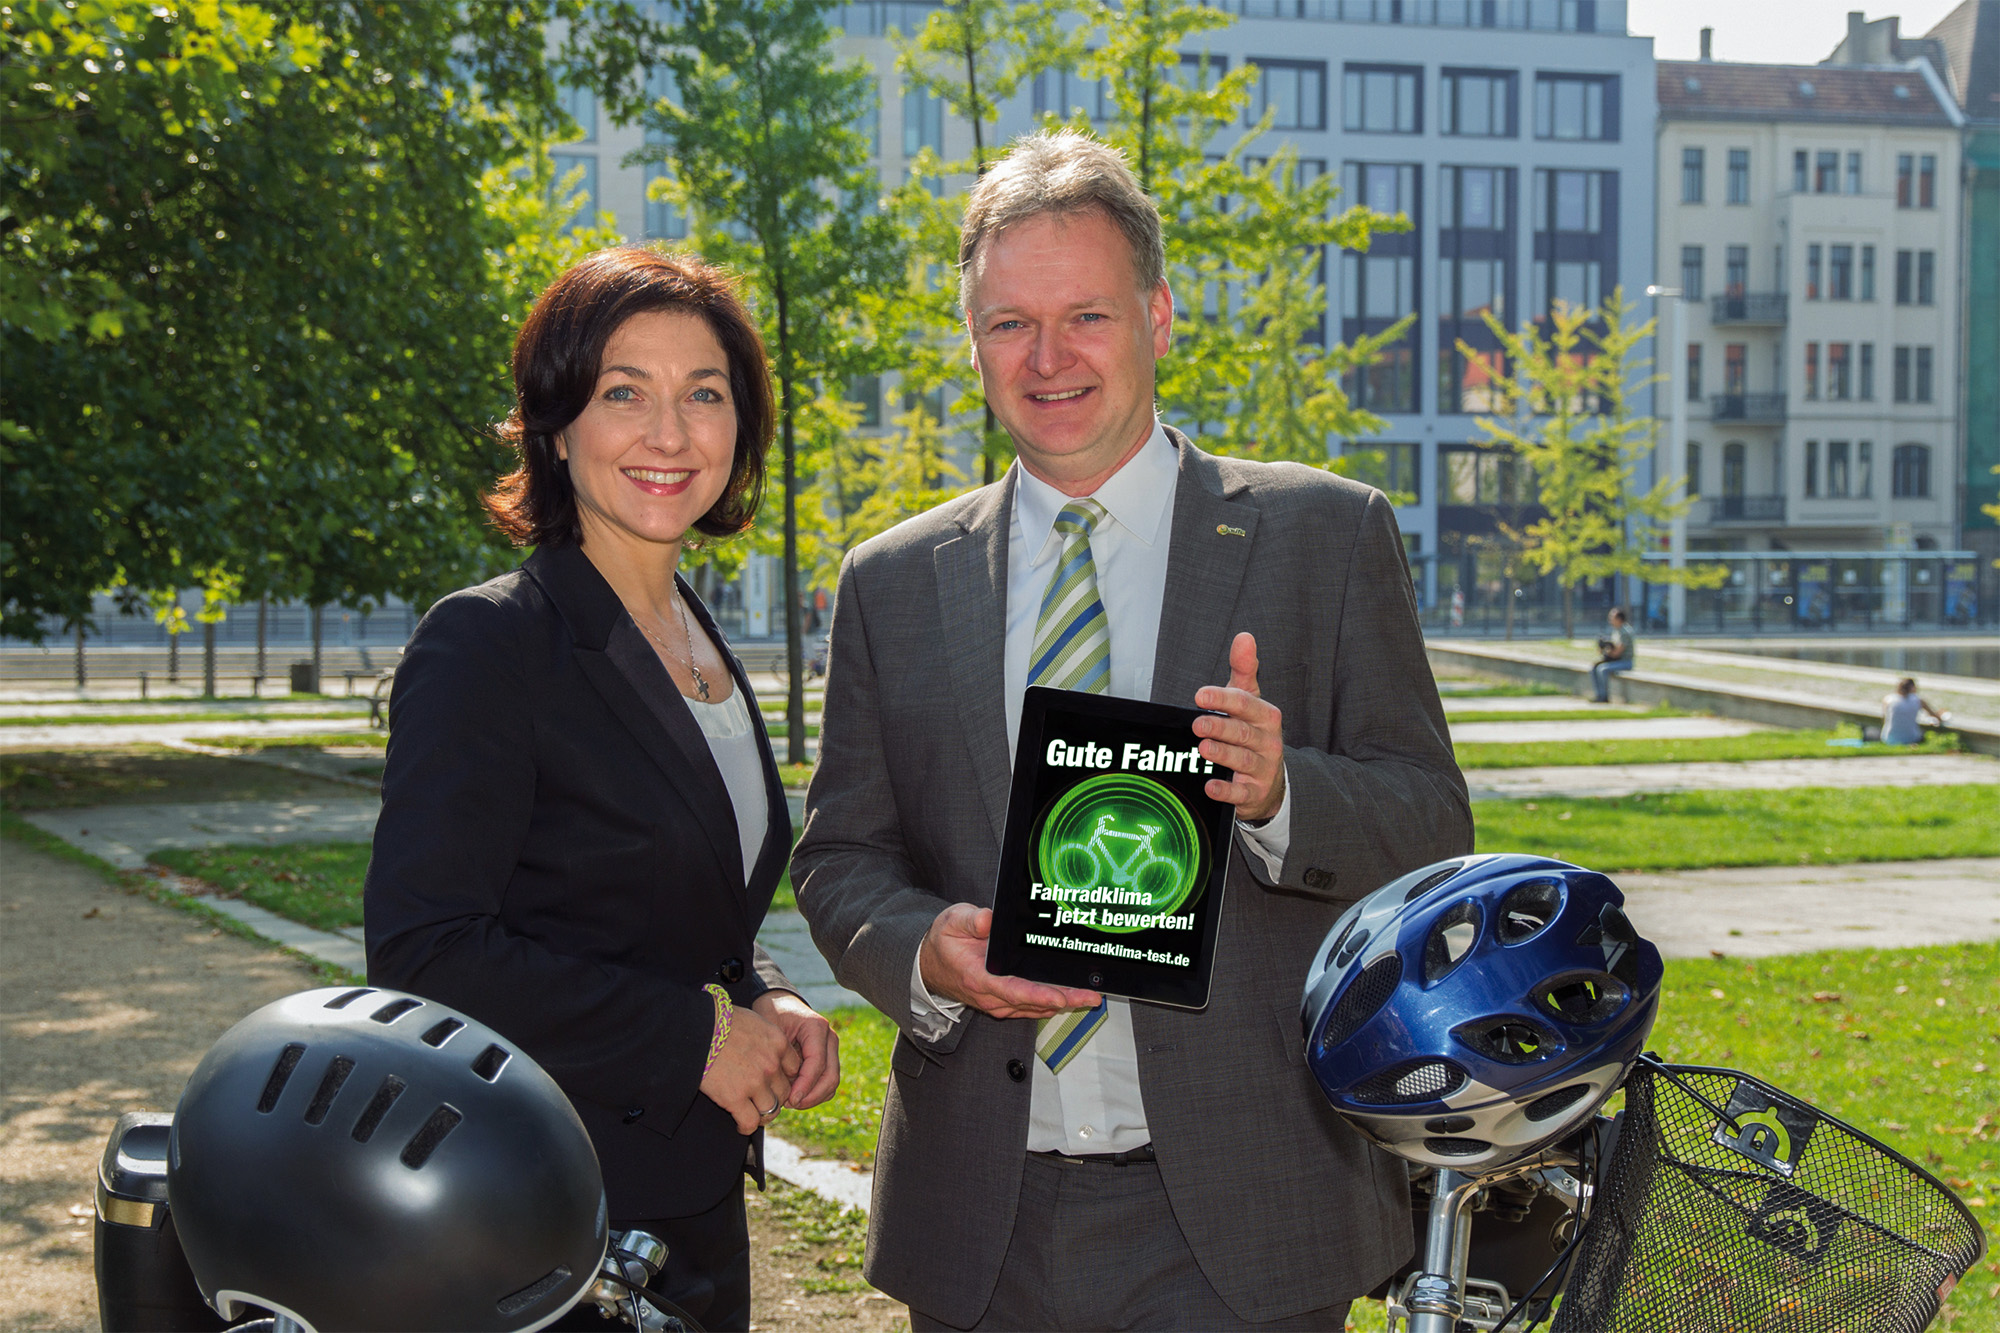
[486,247,773,547]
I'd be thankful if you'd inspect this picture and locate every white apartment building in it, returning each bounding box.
[1656,53,1965,554]
[552,1,1658,623]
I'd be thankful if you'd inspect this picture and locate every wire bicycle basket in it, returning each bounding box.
[1554,1062,1987,1333]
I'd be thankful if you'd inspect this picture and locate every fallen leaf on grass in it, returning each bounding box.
[1811,991,1843,1003]
[81,907,101,919]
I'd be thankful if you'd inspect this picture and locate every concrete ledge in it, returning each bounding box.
[1426,641,2000,757]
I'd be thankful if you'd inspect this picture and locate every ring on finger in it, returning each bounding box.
[759,1099,781,1117]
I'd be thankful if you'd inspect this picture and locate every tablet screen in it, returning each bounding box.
[985,687,1234,1009]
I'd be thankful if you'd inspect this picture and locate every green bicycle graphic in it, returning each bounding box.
[1036,773,1202,933]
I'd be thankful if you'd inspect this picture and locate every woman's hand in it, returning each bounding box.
[699,1003,802,1135]
[752,992,841,1111]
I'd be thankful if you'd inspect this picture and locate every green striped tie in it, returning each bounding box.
[1032,498,1112,1072]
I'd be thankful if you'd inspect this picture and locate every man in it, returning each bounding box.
[794,130,1471,1331]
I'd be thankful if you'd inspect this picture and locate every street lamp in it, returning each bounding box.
[1646,284,1688,634]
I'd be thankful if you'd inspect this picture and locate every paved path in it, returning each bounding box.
[1440,696,1608,714]
[1465,752,2000,799]
[1449,717,1771,743]
[1620,858,2000,959]
[0,717,377,750]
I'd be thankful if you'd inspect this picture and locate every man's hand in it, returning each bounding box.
[918,903,1102,1020]
[1194,631,1286,823]
[751,991,841,1110]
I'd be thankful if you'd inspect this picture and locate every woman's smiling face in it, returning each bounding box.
[559,308,738,561]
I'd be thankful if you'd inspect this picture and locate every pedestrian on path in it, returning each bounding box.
[364,248,838,1333]
[1881,677,1948,745]
[1592,606,1636,703]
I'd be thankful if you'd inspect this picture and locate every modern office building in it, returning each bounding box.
[548,2,1659,624]
[1655,43,1965,558]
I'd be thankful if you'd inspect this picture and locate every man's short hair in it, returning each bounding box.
[958,129,1165,312]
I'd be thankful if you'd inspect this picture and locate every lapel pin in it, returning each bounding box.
[1216,524,1247,538]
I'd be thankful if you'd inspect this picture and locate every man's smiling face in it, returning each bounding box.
[966,208,1173,494]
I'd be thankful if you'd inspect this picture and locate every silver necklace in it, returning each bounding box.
[636,593,711,701]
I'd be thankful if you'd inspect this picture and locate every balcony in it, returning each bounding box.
[1709,293,1788,325]
[1710,393,1787,423]
[1703,495,1787,524]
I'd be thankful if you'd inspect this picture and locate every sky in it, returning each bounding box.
[1625,0,1967,66]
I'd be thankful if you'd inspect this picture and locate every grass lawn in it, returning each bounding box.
[1457,728,1963,769]
[1435,680,1571,697]
[203,732,384,750]
[0,748,364,809]
[1473,785,2000,871]
[1446,706,1684,725]
[0,708,364,727]
[779,762,814,789]
[776,1005,898,1168]
[152,843,373,931]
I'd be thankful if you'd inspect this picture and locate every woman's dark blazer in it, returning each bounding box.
[364,542,795,1219]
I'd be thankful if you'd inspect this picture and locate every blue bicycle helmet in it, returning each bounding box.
[1301,854,1663,1173]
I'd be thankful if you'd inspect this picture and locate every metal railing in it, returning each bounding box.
[1710,393,1787,422]
[1709,292,1787,325]
[1702,495,1787,523]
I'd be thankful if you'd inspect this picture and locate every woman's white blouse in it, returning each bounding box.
[688,686,769,885]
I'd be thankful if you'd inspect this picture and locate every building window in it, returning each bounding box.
[1897,153,1914,206]
[1793,150,1809,193]
[1033,67,1110,122]
[1919,154,1936,207]
[1828,245,1852,300]
[1894,345,1911,402]
[1845,151,1862,195]
[1723,440,1746,497]
[1530,168,1617,319]
[1915,346,1933,402]
[1804,440,1820,497]
[1681,245,1704,300]
[1724,342,1746,395]
[1857,441,1873,497]
[1725,245,1748,296]
[1343,64,1419,134]
[1439,446,1533,506]
[1860,245,1875,300]
[903,83,944,159]
[1533,73,1618,141]
[1815,150,1839,193]
[1804,341,1819,399]
[550,153,598,236]
[1682,147,1705,203]
[1892,443,1931,497]
[1917,251,1935,305]
[560,83,597,143]
[1342,161,1420,413]
[1895,250,1913,304]
[1441,68,1516,137]
[642,163,687,240]
[1828,343,1851,400]
[1341,443,1421,501]
[1806,244,1821,300]
[1437,165,1515,414]
[848,376,882,429]
[1828,440,1851,497]
[1687,343,1703,401]
[1860,343,1875,400]
[1252,59,1328,131]
[1688,441,1702,496]
[1727,148,1750,204]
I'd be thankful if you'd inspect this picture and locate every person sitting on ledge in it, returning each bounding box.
[1881,677,1947,745]
[1591,607,1635,703]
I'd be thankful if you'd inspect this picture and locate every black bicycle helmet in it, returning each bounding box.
[167,987,607,1331]
[1302,854,1663,1172]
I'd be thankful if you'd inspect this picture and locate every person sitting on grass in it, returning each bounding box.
[1591,606,1635,703]
[1881,677,1947,745]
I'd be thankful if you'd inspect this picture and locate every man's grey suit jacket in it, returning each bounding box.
[793,432,1474,1326]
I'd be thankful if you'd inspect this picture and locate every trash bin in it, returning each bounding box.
[289,661,319,694]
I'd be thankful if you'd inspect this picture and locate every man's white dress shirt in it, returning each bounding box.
[908,423,1293,1154]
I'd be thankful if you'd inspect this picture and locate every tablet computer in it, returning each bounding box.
[984,686,1234,1010]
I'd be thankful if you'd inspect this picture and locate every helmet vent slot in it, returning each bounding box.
[1318,954,1401,1053]
[1497,879,1564,944]
[1353,1058,1468,1105]
[369,998,423,1025]
[399,1104,463,1169]
[420,1018,465,1048]
[1455,1018,1558,1064]
[472,1044,512,1082]
[323,988,375,1010]
[1404,864,1462,903]
[257,1043,306,1113]
[303,1056,356,1125]
[1321,917,1356,971]
[350,1075,407,1143]
[1524,1084,1593,1123]
[1535,974,1627,1025]
[1422,901,1483,986]
[1334,928,1371,969]
[1424,1137,1491,1157]
[1425,1115,1476,1134]
[497,1266,575,1319]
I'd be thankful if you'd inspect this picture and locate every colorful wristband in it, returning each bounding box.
[703,983,734,1076]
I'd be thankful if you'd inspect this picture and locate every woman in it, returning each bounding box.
[365,248,837,1331]
[1591,606,1635,703]
[1881,677,1945,744]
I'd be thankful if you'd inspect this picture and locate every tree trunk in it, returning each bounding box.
[1504,575,1516,641]
[256,597,268,682]
[202,620,217,698]
[1562,582,1575,639]
[964,30,1000,487]
[311,603,324,692]
[774,273,807,767]
[73,619,86,688]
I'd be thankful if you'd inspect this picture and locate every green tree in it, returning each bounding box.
[638,0,905,761]
[1464,294,1724,637]
[1,0,669,641]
